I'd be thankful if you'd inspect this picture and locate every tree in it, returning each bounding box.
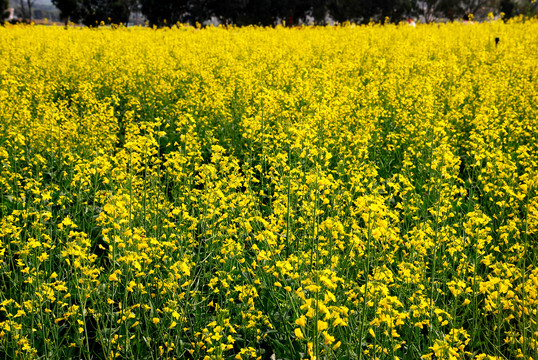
[77,0,131,26]
[139,0,190,26]
[270,0,311,25]
[124,0,140,24]
[329,0,414,24]
[107,0,131,23]
[78,0,107,25]
[376,0,416,22]
[517,0,538,17]
[243,0,275,25]
[499,0,515,18]
[417,0,496,22]
[211,0,247,25]
[458,0,488,17]
[418,0,460,22]
[209,0,315,27]
[328,0,362,23]
[18,0,36,21]
[1,0,8,21]
[52,0,81,24]
[188,0,214,25]
[309,0,329,24]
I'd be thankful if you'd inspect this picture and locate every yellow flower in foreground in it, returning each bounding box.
[323,331,335,344]
[295,316,307,327]
[294,328,304,339]
[152,318,160,324]
[317,320,328,331]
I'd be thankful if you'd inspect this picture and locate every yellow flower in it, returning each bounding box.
[323,331,335,344]
[294,328,304,340]
[295,316,307,327]
[317,320,328,331]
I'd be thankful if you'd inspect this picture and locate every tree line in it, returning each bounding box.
[2,0,537,26]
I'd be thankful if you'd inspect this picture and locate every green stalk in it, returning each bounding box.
[358,209,372,360]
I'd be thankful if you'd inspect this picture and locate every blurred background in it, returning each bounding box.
[2,0,538,28]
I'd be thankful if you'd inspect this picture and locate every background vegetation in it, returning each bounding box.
[4,0,538,26]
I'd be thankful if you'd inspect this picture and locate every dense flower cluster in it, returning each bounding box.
[0,20,537,360]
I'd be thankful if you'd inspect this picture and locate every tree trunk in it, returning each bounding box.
[27,0,32,21]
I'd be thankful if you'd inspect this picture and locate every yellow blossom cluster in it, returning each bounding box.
[0,19,537,359]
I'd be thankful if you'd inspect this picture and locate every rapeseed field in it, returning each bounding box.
[0,20,537,360]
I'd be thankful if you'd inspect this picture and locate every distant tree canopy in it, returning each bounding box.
[52,0,131,25]
[139,0,189,26]
[50,0,537,27]
[52,0,80,24]
[78,0,130,26]
[1,0,9,20]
